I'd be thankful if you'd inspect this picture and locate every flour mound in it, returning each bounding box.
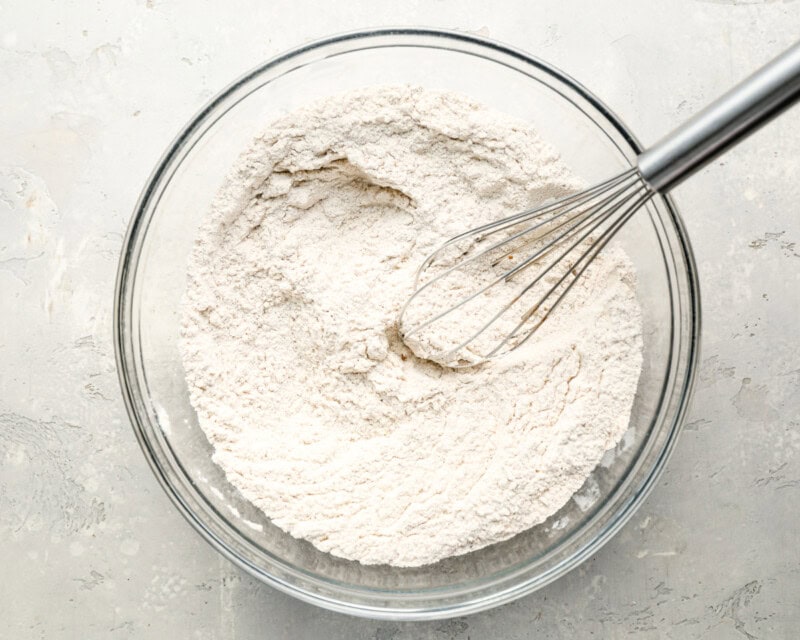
[180,86,643,567]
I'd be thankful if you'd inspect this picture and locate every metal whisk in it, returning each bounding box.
[399,41,800,367]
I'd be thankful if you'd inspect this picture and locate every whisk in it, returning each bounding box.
[398,41,800,367]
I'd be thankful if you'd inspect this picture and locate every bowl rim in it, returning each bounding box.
[114,26,701,620]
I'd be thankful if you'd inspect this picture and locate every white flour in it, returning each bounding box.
[180,86,643,567]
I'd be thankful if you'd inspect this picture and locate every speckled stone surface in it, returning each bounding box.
[1,1,798,638]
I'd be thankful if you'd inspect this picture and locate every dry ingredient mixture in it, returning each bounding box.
[180,86,644,567]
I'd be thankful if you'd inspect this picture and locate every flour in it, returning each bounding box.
[180,85,644,567]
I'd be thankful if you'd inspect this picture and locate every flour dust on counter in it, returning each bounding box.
[179,85,644,567]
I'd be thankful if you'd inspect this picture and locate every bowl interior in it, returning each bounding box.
[119,31,695,616]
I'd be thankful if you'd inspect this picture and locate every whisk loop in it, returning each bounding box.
[397,169,653,367]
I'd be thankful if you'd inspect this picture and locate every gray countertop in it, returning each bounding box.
[1,1,798,637]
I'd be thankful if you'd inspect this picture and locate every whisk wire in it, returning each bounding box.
[498,190,655,358]
[413,168,639,285]
[400,170,642,342]
[428,181,652,364]
[398,169,654,366]
[498,172,644,281]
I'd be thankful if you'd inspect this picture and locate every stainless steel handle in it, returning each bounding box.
[638,41,800,192]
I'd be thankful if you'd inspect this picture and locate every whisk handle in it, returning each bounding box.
[638,40,800,192]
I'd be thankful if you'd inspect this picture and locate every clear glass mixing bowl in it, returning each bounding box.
[114,28,700,620]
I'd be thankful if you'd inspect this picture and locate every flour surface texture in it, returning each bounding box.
[180,86,644,567]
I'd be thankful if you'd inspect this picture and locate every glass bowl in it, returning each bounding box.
[114,28,700,620]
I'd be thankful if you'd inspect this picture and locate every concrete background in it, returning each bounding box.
[1,1,798,637]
